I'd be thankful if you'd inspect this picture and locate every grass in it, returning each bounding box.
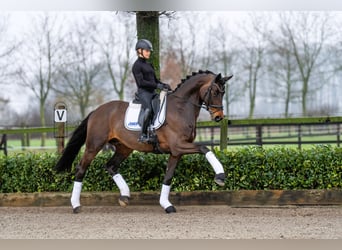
[195,127,341,150]
[2,131,341,156]
[4,137,64,155]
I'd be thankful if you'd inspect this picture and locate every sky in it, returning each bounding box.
[1,0,342,11]
[2,11,251,114]
[2,9,342,119]
[3,12,119,114]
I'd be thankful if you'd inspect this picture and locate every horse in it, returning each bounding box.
[55,70,233,213]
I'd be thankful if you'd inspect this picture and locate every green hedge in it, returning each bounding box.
[0,145,341,193]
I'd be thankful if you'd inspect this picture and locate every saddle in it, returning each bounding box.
[124,90,167,132]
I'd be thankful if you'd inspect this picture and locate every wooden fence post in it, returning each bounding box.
[256,125,263,146]
[220,118,228,150]
[57,117,65,154]
[0,134,7,156]
[298,124,302,150]
[54,103,67,154]
[20,123,29,150]
[337,124,340,147]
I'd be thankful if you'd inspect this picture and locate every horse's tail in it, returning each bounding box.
[54,112,92,173]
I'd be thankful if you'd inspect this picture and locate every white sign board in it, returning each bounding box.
[54,109,67,122]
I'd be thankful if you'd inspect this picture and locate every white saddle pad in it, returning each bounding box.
[124,90,167,131]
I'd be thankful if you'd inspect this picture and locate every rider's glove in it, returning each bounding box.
[157,83,171,90]
[156,83,164,90]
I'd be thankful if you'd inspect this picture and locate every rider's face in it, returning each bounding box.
[138,49,151,59]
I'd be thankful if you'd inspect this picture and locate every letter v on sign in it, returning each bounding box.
[54,109,67,122]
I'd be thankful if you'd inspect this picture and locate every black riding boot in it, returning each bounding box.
[138,108,151,143]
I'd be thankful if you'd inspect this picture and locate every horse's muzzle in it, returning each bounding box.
[214,116,223,122]
[211,110,224,122]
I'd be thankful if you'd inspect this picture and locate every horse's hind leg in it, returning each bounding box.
[71,146,102,213]
[159,154,181,213]
[104,143,133,207]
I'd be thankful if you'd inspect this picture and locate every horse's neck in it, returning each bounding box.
[169,82,204,122]
[172,78,205,102]
[167,95,201,130]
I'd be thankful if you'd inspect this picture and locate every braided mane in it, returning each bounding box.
[172,70,215,93]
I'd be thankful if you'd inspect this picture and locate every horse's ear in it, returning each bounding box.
[221,75,233,84]
[214,73,222,83]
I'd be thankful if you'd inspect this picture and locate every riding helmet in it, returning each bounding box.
[135,39,153,51]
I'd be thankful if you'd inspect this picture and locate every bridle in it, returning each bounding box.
[201,77,225,114]
[171,74,225,114]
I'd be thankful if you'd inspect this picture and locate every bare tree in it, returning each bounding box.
[160,50,183,88]
[0,14,17,107]
[15,13,64,146]
[211,21,242,118]
[54,16,105,118]
[262,14,301,117]
[92,12,135,101]
[237,13,268,118]
[268,36,300,117]
[280,12,334,116]
[161,13,202,77]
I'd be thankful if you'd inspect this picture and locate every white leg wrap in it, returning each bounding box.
[113,174,130,197]
[205,151,224,174]
[159,184,172,209]
[71,181,82,209]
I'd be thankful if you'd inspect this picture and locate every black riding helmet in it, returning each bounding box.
[135,39,153,51]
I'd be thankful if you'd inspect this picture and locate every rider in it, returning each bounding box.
[132,39,171,143]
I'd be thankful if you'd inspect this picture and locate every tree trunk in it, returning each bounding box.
[302,78,309,116]
[40,99,46,147]
[136,11,160,78]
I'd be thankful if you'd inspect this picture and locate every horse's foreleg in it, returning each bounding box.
[175,144,226,186]
[159,155,181,213]
[200,146,225,186]
[104,145,133,207]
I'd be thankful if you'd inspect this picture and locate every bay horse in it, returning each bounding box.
[55,70,233,213]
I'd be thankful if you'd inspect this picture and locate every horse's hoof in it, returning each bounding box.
[165,206,177,213]
[73,206,81,214]
[214,173,225,187]
[118,195,129,207]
